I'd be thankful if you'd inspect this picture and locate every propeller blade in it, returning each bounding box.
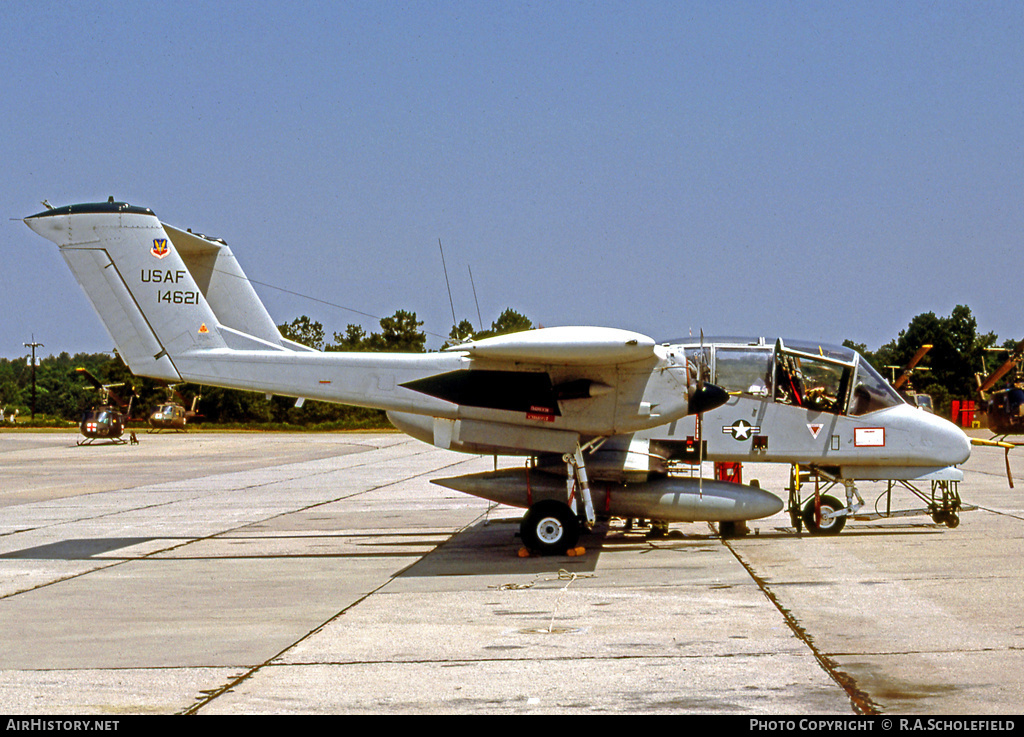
[74,367,103,390]
[893,344,932,389]
[980,343,1024,393]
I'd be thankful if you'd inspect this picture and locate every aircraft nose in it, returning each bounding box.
[882,404,971,468]
[947,422,972,465]
[927,411,972,466]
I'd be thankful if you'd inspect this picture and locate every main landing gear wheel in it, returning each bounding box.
[802,494,847,536]
[520,500,580,555]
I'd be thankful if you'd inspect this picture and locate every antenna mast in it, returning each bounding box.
[468,265,483,333]
[438,239,459,338]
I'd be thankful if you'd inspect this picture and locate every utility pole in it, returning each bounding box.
[23,338,43,420]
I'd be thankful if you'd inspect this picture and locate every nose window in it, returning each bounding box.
[849,360,905,416]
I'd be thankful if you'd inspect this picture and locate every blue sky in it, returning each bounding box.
[2,1,1021,359]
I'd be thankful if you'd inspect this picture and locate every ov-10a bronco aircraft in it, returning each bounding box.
[24,200,971,552]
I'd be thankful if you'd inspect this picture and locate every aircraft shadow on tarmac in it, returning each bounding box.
[0,537,156,560]
[0,520,945,567]
[401,515,953,577]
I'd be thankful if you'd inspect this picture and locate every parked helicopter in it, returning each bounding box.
[74,368,135,445]
[888,344,934,413]
[24,201,972,552]
[976,342,1024,439]
[148,386,201,432]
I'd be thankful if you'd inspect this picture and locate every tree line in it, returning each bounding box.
[0,304,1015,427]
[843,305,1019,415]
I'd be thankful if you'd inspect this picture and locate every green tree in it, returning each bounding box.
[490,308,533,336]
[197,386,273,424]
[448,319,477,344]
[327,310,426,353]
[278,316,325,351]
[0,379,21,408]
[865,305,996,413]
[329,324,368,352]
[372,310,426,352]
[842,339,869,359]
[444,308,534,347]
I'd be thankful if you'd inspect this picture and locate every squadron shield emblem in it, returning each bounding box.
[151,238,169,259]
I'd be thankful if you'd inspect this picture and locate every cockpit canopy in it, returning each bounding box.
[669,337,904,417]
[90,410,114,425]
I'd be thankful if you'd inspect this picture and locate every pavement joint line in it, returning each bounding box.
[972,505,1024,522]
[179,575,395,715]
[0,556,132,601]
[1,437,1020,713]
[248,649,836,668]
[181,503,496,715]
[720,529,881,716]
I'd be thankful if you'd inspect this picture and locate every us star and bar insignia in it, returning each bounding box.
[722,419,760,440]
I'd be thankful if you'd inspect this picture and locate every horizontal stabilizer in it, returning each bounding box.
[163,225,293,351]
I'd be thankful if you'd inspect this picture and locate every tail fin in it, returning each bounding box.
[24,201,299,382]
[161,223,309,351]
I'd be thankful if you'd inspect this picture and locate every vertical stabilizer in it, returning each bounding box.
[25,202,230,380]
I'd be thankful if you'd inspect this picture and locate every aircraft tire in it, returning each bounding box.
[520,500,580,555]
[801,495,847,536]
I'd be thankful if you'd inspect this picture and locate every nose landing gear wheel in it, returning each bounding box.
[520,500,580,555]
[802,494,847,536]
[932,510,961,528]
